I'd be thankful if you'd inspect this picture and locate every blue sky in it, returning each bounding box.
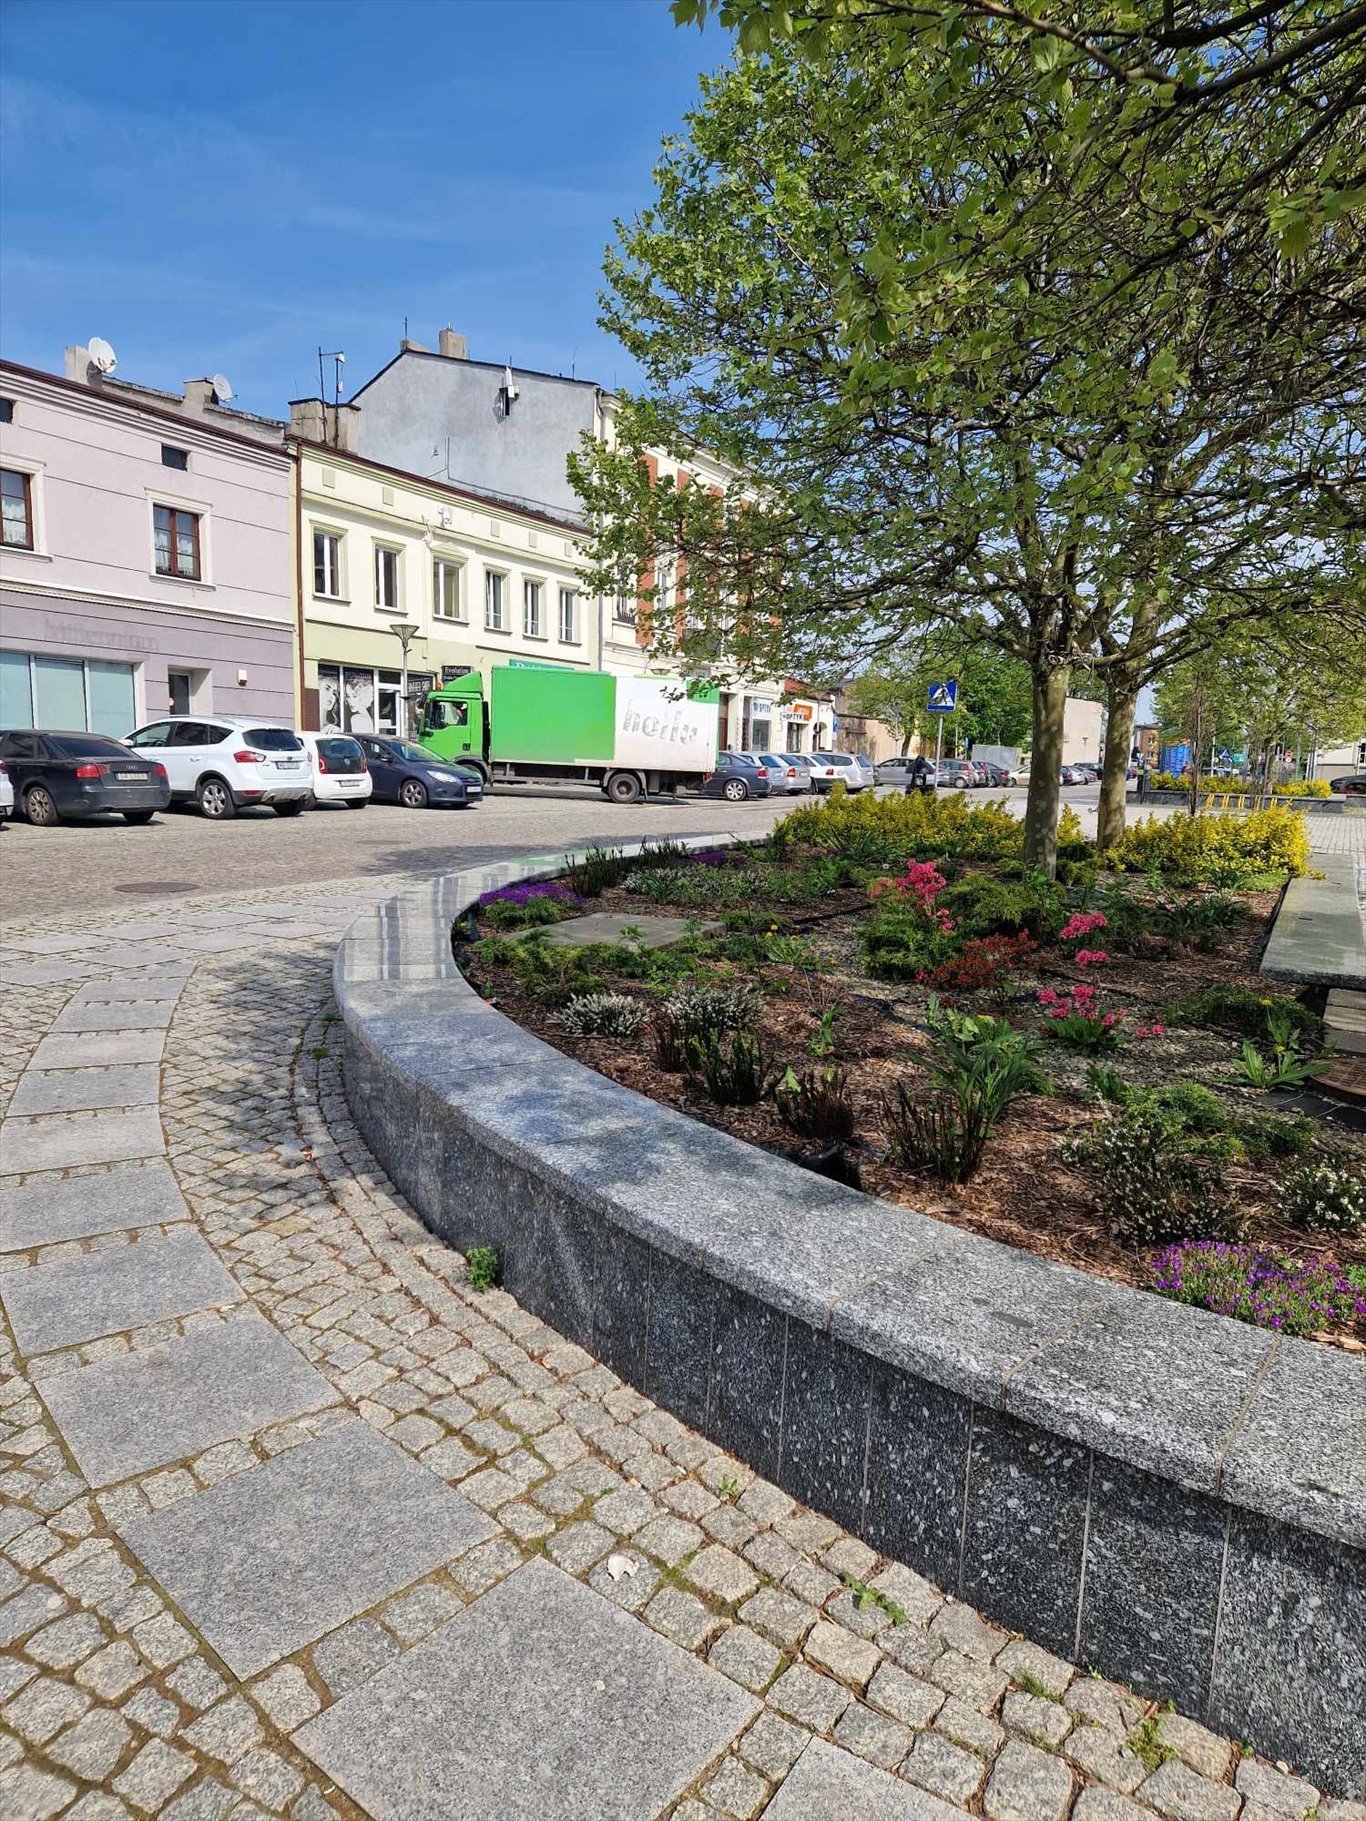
[0,0,727,417]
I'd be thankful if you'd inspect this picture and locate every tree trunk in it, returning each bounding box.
[1097,672,1139,850]
[1023,665,1069,877]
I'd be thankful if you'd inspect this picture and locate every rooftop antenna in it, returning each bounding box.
[570,347,577,380]
[210,373,234,403]
[87,336,118,374]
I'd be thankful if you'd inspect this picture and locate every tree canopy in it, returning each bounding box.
[571,24,1362,870]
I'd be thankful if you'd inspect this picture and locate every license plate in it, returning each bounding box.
[116,772,145,781]
[339,780,361,789]
[274,760,302,770]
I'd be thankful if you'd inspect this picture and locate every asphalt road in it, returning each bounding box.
[0,782,818,923]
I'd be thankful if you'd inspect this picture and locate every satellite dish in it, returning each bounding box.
[211,373,234,402]
[87,336,117,374]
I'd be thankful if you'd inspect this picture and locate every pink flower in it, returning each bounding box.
[1074,949,1110,969]
[1136,1022,1167,1039]
[1060,912,1108,941]
[1101,1011,1123,1030]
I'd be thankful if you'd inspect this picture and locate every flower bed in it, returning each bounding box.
[458,797,1365,1350]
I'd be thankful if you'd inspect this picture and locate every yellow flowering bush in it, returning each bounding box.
[1149,772,1332,799]
[773,786,1021,864]
[1103,804,1311,885]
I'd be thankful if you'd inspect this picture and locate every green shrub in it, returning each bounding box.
[1162,984,1321,1043]
[685,1029,777,1105]
[558,992,647,1039]
[1281,1156,1366,1235]
[1064,1104,1241,1244]
[466,1246,501,1292]
[1103,805,1310,886]
[564,845,631,896]
[860,902,961,980]
[884,1000,1046,1182]
[883,1086,987,1183]
[482,894,571,930]
[776,1065,857,1142]
[775,790,1022,867]
[1149,772,1331,799]
[938,871,1064,941]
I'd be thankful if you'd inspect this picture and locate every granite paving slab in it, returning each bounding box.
[28,1030,167,1070]
[9,1065,161,1116]
[295,1556,758,1821]
[0,1158,189,1251]
[49,1000,176,1033]
[37,1311,340,1487]
[120,1422,497,1678]
[0,1106,165,1174]
[764,1736,969,1820]
[71,976,188,1002]
[0,1224,241,1356]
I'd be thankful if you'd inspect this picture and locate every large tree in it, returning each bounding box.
[571,37,1362,870]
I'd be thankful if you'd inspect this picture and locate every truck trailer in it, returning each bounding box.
[415,665,721,803]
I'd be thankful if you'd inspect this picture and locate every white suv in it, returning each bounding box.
[124,716,312,820]
[810,751,874,792]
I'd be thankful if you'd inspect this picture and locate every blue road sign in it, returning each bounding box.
[927,681,958,713]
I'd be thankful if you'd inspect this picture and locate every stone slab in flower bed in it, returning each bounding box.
[335,822,1366,1790]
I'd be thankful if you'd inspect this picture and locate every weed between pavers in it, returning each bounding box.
[839,1571,911,1626]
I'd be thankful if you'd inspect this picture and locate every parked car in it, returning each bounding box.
[0,758,12,823]
[935,759,974,790]
[782,754,820,791]
[123,716,311,820]
[811,751,874,792]
[0,730,171,826]
[300,733,372,810]
[976,761,1014,788]
[1329,773,1366,796]
[355,734,483,808]
[698,752,772,801]
[1059,764,1089,786]
[875,756,938,789]
[752,752,807,794]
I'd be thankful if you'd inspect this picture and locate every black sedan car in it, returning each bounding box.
[1329,773,1366,796]
[696,752,773,801]
[356,735,483,809]
[0,730,171,825]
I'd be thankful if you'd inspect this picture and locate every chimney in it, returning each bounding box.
[64,344,92,383]
[438,327,468,360]
[289,398,326,442]
[182,379,214,414]
[288,398,360,451]
[400,338,430,355]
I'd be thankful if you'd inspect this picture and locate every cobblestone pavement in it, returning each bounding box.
[3,857,1364,1820]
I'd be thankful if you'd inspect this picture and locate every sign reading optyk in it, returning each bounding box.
[927,681,958,713]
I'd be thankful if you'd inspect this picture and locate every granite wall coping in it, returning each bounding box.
[334,837,1365,1556]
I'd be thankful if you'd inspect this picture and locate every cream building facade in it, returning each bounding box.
[290,407,593,736]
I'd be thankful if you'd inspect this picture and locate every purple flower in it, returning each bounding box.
[1148,1241,1365,1338]
[478,881,582,910]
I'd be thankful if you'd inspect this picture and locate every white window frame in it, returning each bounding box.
[557,586,578,644]
[522,576,545,639]
[484,569,508,633]
[432,554,466,622]
[144,487,211,586]
[1,456,47,557]
[374,543,402,612]
[613,592,636,625]
[312,527,345,600]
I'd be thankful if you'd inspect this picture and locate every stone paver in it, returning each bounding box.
[0,844,1343,1821]
[121,1420,495,1677]
[296,1557,758,1820]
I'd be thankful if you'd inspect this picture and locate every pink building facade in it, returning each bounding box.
[0,356,295,735]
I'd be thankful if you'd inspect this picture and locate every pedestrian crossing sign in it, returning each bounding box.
[927,681,958,712]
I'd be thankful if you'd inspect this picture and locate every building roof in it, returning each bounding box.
[0,359,290,459]
[289,435,585,537]
[348,344,610,404]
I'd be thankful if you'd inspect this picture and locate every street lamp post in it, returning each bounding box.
[390,622,420,739]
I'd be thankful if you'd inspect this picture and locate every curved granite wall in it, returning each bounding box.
[335,841,1366,1793]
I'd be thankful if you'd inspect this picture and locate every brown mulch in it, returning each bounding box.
[464,882,1366,1352]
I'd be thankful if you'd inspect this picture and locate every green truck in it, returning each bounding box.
[416,665,721,803]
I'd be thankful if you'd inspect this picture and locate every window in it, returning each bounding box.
[160,444,189,470]
[0,398,13,424]
[523,579,543,638]
[314,530,343,598]
[244,728,304,751]
[1,469,34,549]
[484,571,506,632]
[127,723,173,748]
[153,503,200,578]
[557,588,578,644]
[318,663,432,737]
[2,653,135,735]
[374,545,400,611]
[433,557,463,621]
[614,593,636,625]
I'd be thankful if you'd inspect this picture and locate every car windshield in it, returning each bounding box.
[47,736,132,758]
[245,728,303,751]
[392,742,441,764]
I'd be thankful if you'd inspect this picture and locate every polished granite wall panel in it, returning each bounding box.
[708,1285,787,1485]
[1078,1458,1225,1714]
[960,1406,1090,1661]
[779,1321,870,1539]
[862,1361,971,1594]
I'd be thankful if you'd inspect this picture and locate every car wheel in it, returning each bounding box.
[605,771,644,804]
[722,778,749,802]
[122,810,156,825]
[197,776,236,820]
[23,785,60,827]
[344,798,368,809]
[399,778,429,809]
[273,800,305,818]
